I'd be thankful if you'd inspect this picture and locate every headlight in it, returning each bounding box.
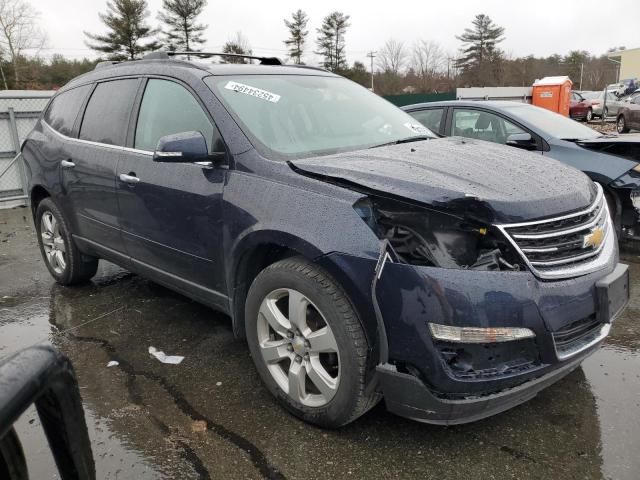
[354,197,523,271]
[429,323,535,343]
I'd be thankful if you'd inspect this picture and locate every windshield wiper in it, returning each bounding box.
[368,136,431,149]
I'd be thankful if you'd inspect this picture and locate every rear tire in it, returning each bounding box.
[245,257,378,428]
[35,198,98,285]
[585,108,593,122]
[617,115,630,133]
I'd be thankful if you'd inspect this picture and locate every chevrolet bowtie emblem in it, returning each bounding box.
[583,227,604,249]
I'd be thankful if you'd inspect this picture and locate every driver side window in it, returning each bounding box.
[134,79,222,152]
[452,109,526,145]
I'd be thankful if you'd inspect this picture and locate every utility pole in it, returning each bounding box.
[579,63,583,91]
[366,51,376,91]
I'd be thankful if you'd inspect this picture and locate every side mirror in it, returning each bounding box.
[153,131,226,165]
[506,132,536,150]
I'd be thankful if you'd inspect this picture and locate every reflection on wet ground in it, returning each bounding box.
[1,206,639,479]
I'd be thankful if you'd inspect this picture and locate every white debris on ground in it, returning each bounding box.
[148,346,184,365]
[107,361,119,367]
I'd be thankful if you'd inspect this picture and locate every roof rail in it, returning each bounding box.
[143,51,283,65]
[94,60,121,70]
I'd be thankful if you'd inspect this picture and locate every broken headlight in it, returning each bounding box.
[354,197,522,271]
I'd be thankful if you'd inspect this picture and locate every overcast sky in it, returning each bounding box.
[29,0,637,66]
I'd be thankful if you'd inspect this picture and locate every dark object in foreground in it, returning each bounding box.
[0,346,95,480]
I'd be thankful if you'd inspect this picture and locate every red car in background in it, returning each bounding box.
[569,91,595,121]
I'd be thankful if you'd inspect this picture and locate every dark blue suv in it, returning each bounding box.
[22,52,629,428]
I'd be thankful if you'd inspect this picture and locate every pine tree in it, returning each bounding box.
[315,11,350,72]
[158,0,207,52]
[283,9,308,64]
[455,14,505,86]
[85,0,160,60]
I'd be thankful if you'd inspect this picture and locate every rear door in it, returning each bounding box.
[61,78,141,254]
[116,77,228,300]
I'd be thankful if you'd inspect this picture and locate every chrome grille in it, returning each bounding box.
[497,184,614,280]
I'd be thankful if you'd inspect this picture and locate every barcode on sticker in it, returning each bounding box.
[224,81,281,103]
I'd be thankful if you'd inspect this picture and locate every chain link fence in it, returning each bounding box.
[0,90,54,209]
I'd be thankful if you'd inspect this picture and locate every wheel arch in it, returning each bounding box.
[228,231,325,339]
[30,184,50,218]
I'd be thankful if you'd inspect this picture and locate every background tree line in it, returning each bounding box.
[0,0,624,93]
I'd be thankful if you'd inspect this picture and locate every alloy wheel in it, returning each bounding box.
[40,212,66,274]
[257,288,340,407]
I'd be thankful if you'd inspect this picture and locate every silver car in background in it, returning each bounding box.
[582,91,625,118]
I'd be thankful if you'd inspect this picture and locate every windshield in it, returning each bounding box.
[205,75,435,158]
[502,104,601,140]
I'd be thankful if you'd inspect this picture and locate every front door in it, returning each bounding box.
[62,78,141,254]
[116,78,227,299]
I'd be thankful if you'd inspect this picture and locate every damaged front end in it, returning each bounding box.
[353,196,523,272]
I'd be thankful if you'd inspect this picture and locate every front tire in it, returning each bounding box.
[35,198,98,285]
[245,257,378,428]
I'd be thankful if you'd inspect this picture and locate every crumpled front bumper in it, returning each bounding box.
[376,351,586,425]
[319,248,628,425]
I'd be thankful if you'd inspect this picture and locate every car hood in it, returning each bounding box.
[290,137,596,224]
[575,137,640,162]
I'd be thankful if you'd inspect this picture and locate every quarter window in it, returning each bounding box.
[44,85,91,136]
[408,109,444,133]
[134,79,216,152]
[452,109,527,145]
[79,79,139,146]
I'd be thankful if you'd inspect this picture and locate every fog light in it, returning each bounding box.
[429,323,535,343]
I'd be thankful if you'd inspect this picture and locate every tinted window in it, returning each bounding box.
[453,109,526,145]
[79,79,139,146]
[135,79,216,152]
[44,85,90,136]
[409,109,444,133]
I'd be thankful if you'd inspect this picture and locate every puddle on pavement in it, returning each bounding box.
[1,206,639,479]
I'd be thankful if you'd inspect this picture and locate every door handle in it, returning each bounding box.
[119,173,140,184]
[60,160,75,168]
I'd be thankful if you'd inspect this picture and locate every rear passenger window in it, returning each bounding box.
[409,109,444,133]
[44,85,90,136]
[79,79,139,146]
[134,79,216,152]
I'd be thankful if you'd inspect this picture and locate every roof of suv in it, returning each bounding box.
[63,53,336,91]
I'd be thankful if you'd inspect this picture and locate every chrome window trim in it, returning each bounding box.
[496,183,615,280]
[42,120,153,156]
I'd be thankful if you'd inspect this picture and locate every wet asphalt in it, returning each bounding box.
[1,206,639,480]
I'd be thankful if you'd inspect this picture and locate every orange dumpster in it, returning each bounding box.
[531,76,573,116]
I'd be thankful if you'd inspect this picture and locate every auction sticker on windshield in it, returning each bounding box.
[224,81,281,103]
[404,122,430,135]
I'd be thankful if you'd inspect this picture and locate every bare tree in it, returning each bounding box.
[376,39,407,75]
[0,0,45,87]
[412,39,445,91]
